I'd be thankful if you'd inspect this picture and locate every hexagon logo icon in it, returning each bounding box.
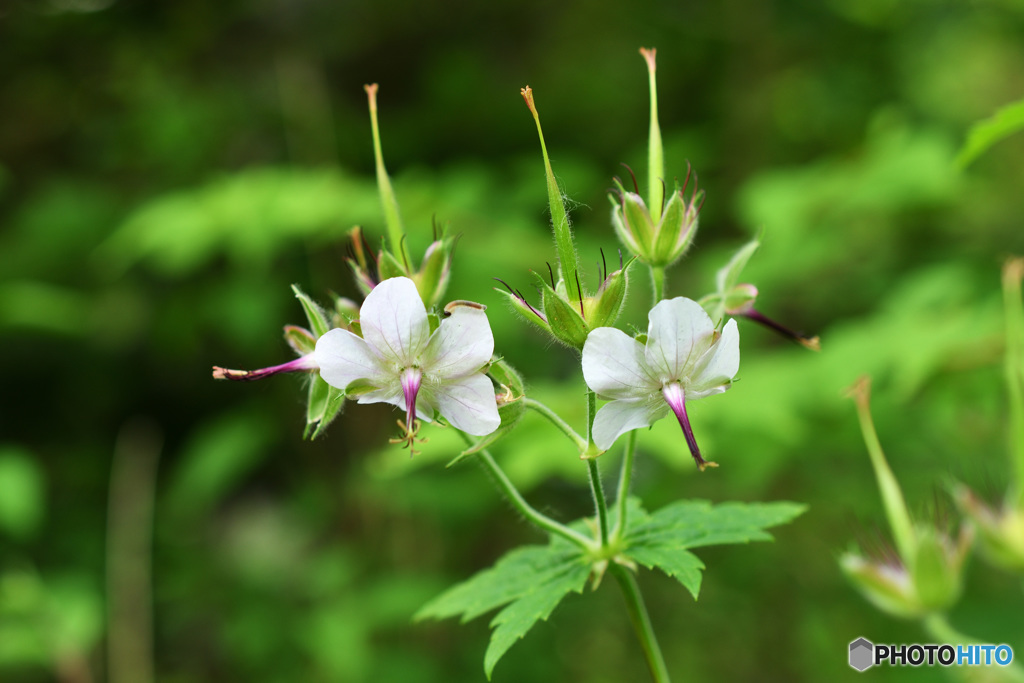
[849,637,874,671]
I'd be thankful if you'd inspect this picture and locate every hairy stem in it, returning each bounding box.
[525,397,588,452]
[923,614,1024,682]
[650,265,666,303]
[585,388,610,546]
[611,563,671,683]
[458,432,594,550]
[613,431,638,541]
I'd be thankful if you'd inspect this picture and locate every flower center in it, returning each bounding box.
[400,367,423,433]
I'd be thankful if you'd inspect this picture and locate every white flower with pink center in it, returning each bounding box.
[315,277,500,441]
[582,297,739,469]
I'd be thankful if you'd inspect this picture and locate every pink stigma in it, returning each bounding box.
[661,382,714,471]
[400,367,423,432]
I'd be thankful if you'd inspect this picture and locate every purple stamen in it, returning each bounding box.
[213,353,318,381]
[400,367,423,433]
[662,382,713,470]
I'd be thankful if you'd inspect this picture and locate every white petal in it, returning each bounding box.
[644,297,716,382]
[315,328,391,392]
[359,277,430,365]
[582,327,658,400]
[689,318,740,398]
[428,373,500,436]
[421,306,494,379]
[591,397,669,451]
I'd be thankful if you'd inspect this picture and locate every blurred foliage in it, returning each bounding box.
[2,0,1024,681]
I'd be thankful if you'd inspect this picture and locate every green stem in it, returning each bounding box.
[458,432,594,550]
[107,419,161,683]
[589,459,610,546]
[525,398,588,452]
[923,614,1024,682]
[650,265,666,303]
[611,563,671,683]
[613,431,638,541]
[1002,258,1024,508]
[585,388,610,546]
[848,378,915,562]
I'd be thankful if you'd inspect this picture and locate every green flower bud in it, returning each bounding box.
[955,485,1024,571]
[840,553,926,619]
[541,278,589,350]
[584,258,633,329]
[411,232,455,307]
[447,357,527,466]
[493,280,552,335]
[910,526,969,611]
[331,296,361,333]
[489,357,526,430]
[377,248,408,282]
[284,325,316,355]
[610,169,702,268]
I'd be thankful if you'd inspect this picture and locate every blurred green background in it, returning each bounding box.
[2,0,1024,681]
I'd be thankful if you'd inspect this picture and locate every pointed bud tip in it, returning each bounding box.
[697,460,719,472]
[520,86,536,113]
[639,47,657,72]
[1005,256,1024,283]
[800,335,822,352]
[844,375,872,407]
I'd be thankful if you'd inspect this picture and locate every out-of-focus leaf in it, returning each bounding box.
[96,167,381,277]
[0,446,45,540]
[957,98,1024,167]
[0,281,91,336]
[164,409,275,516]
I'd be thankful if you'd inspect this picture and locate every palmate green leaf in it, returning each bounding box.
[623,499,806,599]
[415,541,589,679]
[957,97,1024,168]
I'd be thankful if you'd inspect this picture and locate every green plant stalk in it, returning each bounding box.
[585,389,610,545]
[923,614,1024,683]
[850,378,916,562]
[525,397,588,452]
[1003,258,1024,508]
[650,264,666,303]
[611,563,671,683]
[365,83,409,265]
[641,48,664,224]
[613,431,638,541]
[107,419,161,683]
[458,431,594,550]
[521,87,580,292]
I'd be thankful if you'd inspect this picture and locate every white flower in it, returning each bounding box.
[582,297,740,469]
[315,277,500,440]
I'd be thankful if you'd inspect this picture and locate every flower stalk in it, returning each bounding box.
[611,563,671,683]
[640,48,664,223]
[364,83,408,265]
[521,86,580,293]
